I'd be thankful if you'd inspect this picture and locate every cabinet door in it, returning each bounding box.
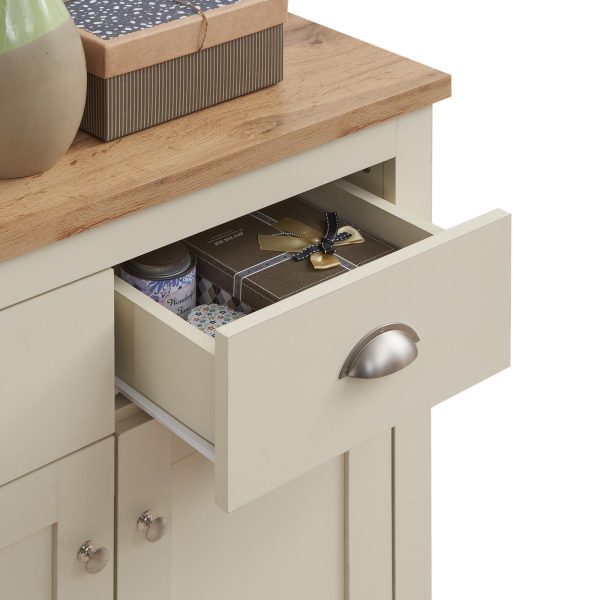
[117,412,394,600]
[0,438,114,600]
[116,414,172,600]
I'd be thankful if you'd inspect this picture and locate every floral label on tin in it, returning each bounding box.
[122,266,196,319]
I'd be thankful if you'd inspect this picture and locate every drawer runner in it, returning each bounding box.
[115,377,216,463]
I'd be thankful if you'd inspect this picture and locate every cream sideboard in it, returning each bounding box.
[0,15,510,600]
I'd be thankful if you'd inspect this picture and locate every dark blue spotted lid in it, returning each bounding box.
[66,0,243,41]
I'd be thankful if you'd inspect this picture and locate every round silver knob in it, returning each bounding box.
[137,510,168,543]
[77,541,110,574]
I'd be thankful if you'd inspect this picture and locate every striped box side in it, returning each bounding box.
[81,24,284,142]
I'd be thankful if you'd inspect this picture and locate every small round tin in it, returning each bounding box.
[121,242,196,318]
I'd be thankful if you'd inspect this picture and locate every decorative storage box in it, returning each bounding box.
[185,198,398,311]
[66,0,287,141]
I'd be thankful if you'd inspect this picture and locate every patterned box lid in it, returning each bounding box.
[67,0,242,41]
[65,0,287,78]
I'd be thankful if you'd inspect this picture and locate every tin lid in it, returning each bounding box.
[124,242,192,279]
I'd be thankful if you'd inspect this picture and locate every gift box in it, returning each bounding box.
[65,0,287,141]
[184,198,398,311]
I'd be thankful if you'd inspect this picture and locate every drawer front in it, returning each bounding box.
[116,183,510,511]
[0,270,114,486]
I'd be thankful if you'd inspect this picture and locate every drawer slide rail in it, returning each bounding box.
[115,377,216,463]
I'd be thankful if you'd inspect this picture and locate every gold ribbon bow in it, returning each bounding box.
[258,216,365,270]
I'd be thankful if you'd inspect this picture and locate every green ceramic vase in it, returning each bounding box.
[0,0,87,179]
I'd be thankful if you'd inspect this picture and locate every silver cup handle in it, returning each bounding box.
[339,324,420,380]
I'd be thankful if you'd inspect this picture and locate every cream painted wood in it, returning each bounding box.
[345,163,387,198]
[0,463,57,552]
[345,431,393,600]
[115,277,215,442]
[116,390,201,467]
[171,450,345,600]
[0,465,57,600]
[216,206,509,511]
[302,180,443,239]
[116,414,172,600]
[171,433,197,465]
[345,106,433,221]
[115,393,142,422]
[0,119,397,312]
[0,270,114,487]
[0,527,54,600]
[385,105,433,220]
[0,438,114,600]
[115,180,510,511]
[115,412,345,600]
[394,409,432,600]
[56,437,114,600]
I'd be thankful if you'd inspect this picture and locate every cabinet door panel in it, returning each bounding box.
[394,409,432,600]
[0,463,57,551]
[0,527,54,600]
[171,452,345,600]
[116,411,345,600]
[56,437,115,600]
[0,464,57,600]
[117,409,395,600]
[117,416,172,600]
[0,438,114,600]
[346,431,393,600]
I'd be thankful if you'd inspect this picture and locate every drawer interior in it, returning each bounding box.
[115,179,439,342]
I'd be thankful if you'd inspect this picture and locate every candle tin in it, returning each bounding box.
[121,242,196,318]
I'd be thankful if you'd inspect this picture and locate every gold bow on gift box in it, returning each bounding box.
[258,212,365,270]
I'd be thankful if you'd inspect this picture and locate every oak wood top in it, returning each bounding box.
[0,14,450,263]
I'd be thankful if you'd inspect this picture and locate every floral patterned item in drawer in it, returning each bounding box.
[187,304,245,337]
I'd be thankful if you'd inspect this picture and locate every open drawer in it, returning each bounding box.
[115,180,511,512]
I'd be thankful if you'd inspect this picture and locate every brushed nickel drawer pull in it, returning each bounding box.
[77,540,110,574]
[137,510,168,543]
[339,324,420,379]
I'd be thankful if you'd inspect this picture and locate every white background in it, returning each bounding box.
[289,1,600,598]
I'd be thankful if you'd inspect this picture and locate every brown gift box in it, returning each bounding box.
[65,0,287,141]
[184,198,398,311]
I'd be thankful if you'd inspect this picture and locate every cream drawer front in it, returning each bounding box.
[115,181,511,511]
[0,270,114,487]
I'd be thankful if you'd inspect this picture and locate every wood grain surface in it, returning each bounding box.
[0,15,450,263]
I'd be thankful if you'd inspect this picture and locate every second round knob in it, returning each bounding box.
[137,510,168,543]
